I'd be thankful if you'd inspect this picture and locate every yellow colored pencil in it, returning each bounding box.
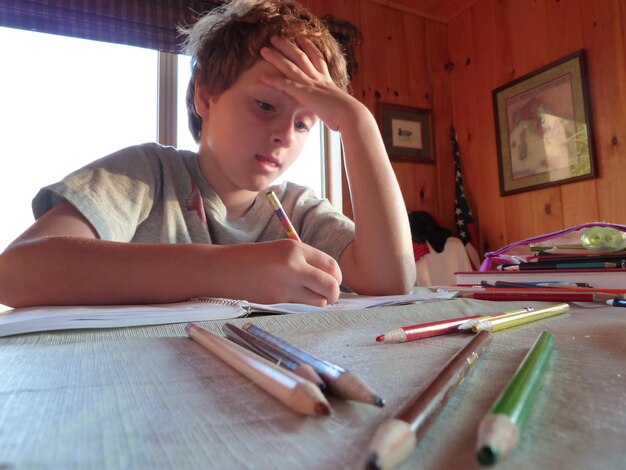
[472,303,569,333]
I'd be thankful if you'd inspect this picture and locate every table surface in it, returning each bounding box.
[1,298,624,469]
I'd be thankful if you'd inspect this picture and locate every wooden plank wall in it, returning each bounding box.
[301,0,456,227]
[447,0,626,253]
[303,0,625,256]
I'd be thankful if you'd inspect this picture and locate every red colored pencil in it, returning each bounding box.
[376,306,534,344]
[375,315,482,344]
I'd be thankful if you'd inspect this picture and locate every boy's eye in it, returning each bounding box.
[255,100,275,112]
[295,121,310,132]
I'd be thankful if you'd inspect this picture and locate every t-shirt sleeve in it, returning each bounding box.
[286,184,355,262]
[32,144,161,242]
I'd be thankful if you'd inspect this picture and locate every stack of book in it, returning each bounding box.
[456,246,626,290]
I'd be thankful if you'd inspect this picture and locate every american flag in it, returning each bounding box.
[452,127,481,269]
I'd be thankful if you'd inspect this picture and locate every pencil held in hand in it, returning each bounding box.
[265,190,301,241]
[367,331,492,470]
[185,323,330,416]
[243,322,385,407]
[476,331,555,465]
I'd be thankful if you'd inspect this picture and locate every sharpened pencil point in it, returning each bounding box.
[373,394,386,407]
[365,452,382,470]
[314,402,331,416]
[477,445,498,466]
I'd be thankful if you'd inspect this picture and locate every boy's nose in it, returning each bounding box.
[270,118,297,147]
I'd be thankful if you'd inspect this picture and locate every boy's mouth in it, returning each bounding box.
[255,154,281,171]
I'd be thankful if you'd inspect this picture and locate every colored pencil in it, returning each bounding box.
[476,331,554,465]
[242,322,385,407]
[366,331,492,470]
[376,306,533,343]
[480,280,590,289]
[462,291,616,303]
[222,322,326,390]
[457,306,535,331]
[472,303,569,333]
[501,261,621,271]
[185,323,330,416]
[265,190,301,241]
[375,315,483,343]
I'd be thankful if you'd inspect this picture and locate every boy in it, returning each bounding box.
[0,0,415,308]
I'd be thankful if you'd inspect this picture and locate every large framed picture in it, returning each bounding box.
[376,103,434,163]
[493,50,596,195]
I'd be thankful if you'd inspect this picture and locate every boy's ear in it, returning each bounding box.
[194,81,211,118]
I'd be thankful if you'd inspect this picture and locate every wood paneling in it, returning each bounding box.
[301,0,626,256]
[448,0,626,252]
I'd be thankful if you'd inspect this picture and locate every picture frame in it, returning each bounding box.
[376,103,434,163]
[493,50,596,196]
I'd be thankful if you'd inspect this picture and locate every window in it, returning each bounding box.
[0,26,158,251]
[0,27,328,252]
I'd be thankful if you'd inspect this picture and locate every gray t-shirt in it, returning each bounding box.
[32,143,355,261]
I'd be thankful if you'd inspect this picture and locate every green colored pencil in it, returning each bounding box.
[476,331,555,466]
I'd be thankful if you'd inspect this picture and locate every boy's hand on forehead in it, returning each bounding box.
[259,36,356,132]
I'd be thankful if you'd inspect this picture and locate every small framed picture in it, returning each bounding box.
[376,103,434,163]
[493,50,596,195]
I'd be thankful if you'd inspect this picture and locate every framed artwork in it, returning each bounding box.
[493,50,596,195]
[376,103,434,163]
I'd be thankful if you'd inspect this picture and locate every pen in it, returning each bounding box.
[606,298,626,307]
[266,190,301,241]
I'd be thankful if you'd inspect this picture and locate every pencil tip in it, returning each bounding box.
[477,445,498,466]
[365,452,382,470]
[375,335,385,342]
[373,394,386,407]
[315,402,331,416]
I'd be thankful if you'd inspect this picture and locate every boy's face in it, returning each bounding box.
[197,59,318,195]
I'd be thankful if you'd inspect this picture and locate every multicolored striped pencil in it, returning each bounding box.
[265,190,301,241]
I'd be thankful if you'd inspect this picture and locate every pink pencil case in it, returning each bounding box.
[480,222,626,271]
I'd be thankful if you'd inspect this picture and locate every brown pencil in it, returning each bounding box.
[222,322,326,390]
[185,323,330,416]
[366,331,492,470]
[242,322,385,407]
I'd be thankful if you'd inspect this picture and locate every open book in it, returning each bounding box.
[0,290,457,337]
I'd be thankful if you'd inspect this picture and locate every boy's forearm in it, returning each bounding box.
[338,103,416,294]
[0,237,240,308]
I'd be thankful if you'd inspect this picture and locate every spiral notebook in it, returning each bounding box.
[0,290,456,337]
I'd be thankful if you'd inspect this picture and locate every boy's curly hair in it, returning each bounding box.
[181,0,349,144]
